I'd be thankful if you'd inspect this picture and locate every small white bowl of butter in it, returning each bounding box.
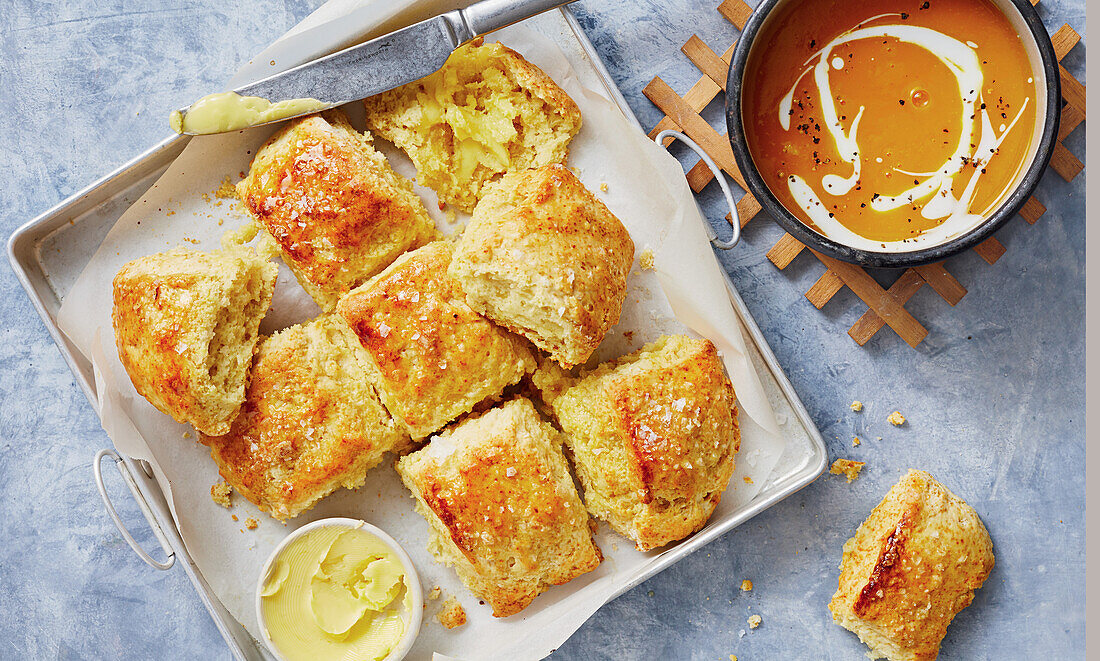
[256,518,423,661]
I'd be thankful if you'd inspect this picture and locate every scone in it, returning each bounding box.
[202,315,408,520]
[396,398,602,617]
[450,164,634,368]
[550,335,740,551]
[829,470,995,661]
[337,241,536,440]
[364,39,582,212]
[236,110,437,310]
[112,246,277,436]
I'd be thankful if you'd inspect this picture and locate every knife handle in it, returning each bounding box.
[459,0,577,39]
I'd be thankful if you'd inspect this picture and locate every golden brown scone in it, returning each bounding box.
[236,111,437,310]
[450,164,634,368]
[396,398,601,617]
[336,241,536,440]
[364,39,582,212]
[551,335,740,551]
[112,246,277,436]
[829,470,994,661]
[202,315,408,520]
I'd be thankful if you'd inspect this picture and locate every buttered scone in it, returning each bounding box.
[829,470,994,661]
[202,315,408,520]
[551,335,740,551]
[396,398,601,617]
[450,164,634,368]
[112,246,277,436]
[364,39,582,212]
[337,241,536,439]
[236,111,437,310]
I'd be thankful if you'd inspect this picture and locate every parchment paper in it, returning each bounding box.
[57,3,787,659]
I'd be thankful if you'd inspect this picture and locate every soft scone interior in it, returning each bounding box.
[205,252,275,399]
[111,245,277,437]
[365,39,582,212]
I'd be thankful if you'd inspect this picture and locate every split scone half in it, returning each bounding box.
[112,245,277,436]
[236,110,437,310]
[396,398,602,617]
[364,39,582,212]
[450,164,635,368]
[337,241,536,440]
[202,315,408,520]
[549,335,740,551]
[829,470,994,661]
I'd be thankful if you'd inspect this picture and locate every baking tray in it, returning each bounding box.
[7,7,827,659]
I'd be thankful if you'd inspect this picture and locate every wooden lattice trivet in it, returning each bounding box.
[644,0,1086,348]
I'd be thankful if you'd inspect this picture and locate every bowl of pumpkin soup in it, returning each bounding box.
[727,0,1060,267]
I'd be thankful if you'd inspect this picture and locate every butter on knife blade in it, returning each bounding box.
[169,92,327,135]
[167,0,576,135]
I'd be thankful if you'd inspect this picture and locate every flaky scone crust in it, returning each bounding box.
[828,470,995,661]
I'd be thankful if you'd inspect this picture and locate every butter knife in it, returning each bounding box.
[172,0,577,135]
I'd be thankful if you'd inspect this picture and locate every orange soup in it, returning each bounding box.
[742,0,1037,249]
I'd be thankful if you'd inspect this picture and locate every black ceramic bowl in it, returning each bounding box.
[725,0,1061,268]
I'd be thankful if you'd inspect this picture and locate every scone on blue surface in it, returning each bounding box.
[547,335,740,551]
[396,398,602,617]
[337,241,536,440]
[450,164,634,368]
[236,110,437,310]
[202,314,408,521]
[829,470,995,661]
[112,245,277,436]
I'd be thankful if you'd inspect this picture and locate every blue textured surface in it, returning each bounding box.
[0,1,1085,659]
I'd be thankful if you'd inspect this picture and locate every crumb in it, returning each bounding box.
[210,482,232,508]
[850,400,863,412]
[214,177,237,199]
[182,431,191,439]
[887,410,906,426]
[748,614,762,629]
[852,437,861,446]
[201,193,211,204]
[829,458,865,483]
[730,656,738,661]
[742,476,754,484]
[437,597,466,629]
[639,248,656,271]
[444,206,457,224]
[245,517,259,530]
[231,514,238,521]
[741,579,753,592]
[427,586,442,601]
[599,182,609,192]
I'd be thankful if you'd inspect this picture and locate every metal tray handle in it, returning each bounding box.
[94,449,176,571]
[654,128,741,249]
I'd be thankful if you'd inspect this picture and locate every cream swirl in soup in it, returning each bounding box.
[743,0,1037,250]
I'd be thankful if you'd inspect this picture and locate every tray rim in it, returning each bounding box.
[6,8,828,659]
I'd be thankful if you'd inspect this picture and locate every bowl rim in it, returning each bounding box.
[725,0,1062,268]
[254,517,424,661]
